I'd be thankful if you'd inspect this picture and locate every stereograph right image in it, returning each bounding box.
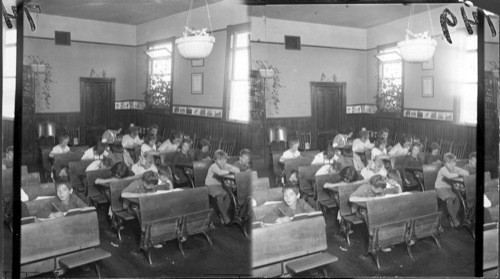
[248,2,498,278]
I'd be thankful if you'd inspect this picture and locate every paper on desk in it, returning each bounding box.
[35,196,54,200]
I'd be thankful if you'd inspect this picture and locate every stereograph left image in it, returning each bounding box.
[2,0,251,277]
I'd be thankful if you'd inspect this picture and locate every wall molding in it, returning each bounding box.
[172,105,223,119]
[115,100,145,110]
[346,104,377,114]
[403,108,453,122]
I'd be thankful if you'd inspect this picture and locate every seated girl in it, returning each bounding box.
[279,138,301,163]
[402,142,424,187]
[81,141,108,161]
[172,139,194,187]
[131,155,158,176]
[49,134,70,158]
[315,161,342,177]
[102,125,122,144]
[360,158,387,180]
[388,134,412,156]
[332,127,354,148]
[233,149,252,172]
[95,161,133,185]
[141,134,160,157]
[311,145,338,165]
[386,169,403,193]
[195,139,212,161]
[424,142,442,164]
[36,179,88,219]
[337,147,355,169]
[158,131,182,153]
[371,137,388,160]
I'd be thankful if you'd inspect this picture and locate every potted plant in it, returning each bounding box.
[254,60,276,79]
[252,60,282,119]
[175,27,215,60]
[143,75,172,111]
[23,55,54,109]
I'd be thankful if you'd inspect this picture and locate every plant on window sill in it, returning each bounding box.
[143,76,172,112]
[374,78,402,114]
[23,55,54,110]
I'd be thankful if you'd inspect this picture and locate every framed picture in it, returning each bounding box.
[191,59,204,67]
[422,76,434,98]
[192,73,203,94]
[422,57,434,70]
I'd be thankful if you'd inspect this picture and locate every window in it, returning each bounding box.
[3,29,16,119]
[376,46,403,113]
[226,24,250,122]
[457,35,477,125]
[145,39,174,111]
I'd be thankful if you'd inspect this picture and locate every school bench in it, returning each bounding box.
[20,208,111,278]
[230,171,258,237]
[52,147,88,177]
[283,155,315,182]
[22,182,56,201]
[85,169,113,206]
[314,173,340,212]
[483,223,498,277]
[252,203,337,277]
[460,174,476,238]
[109,178,137,240]
[68,160,93,192]
[252,187,283,207]
[298,164,323,201]
[136,187,214,265]
[364,190,442,268]
[193,160,213,187]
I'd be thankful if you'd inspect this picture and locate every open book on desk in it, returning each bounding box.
[290,211,323,221]
[64,206,96,216]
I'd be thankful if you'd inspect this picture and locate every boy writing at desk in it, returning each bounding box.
[262,184,315,224]
[36,179,88,219]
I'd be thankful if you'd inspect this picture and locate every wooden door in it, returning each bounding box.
[80,78,115,145]
[310,82,346,151]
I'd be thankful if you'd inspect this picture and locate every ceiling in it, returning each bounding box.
[248,4,447,29]
[31,0,224,25]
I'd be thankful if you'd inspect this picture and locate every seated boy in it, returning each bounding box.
[81,142,108,161]
[49,134,71,158]
[121,126,143,149]
[121,171,170,197]
[435,153,469,228]
[233,149,252,172]
[205,149,240,225]
[36,179,88,219]
[2,146,14,169]
[311,146,338,165]
[131,155,158,176]
[262,184,315,224]
[360,158,387,180]
[463,152,476,175]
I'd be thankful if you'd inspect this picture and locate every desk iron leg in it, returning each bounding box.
[94,262,102,279]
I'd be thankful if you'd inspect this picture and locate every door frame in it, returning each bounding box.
[79,77,115,144]
[310,82,347,148]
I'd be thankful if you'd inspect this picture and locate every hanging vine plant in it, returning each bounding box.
[252,60,282,119]
[23,55,54,109]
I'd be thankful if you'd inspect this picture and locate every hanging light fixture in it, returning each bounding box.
[258,16,275,79]
[397,4,437,63]
[175,0,215,60]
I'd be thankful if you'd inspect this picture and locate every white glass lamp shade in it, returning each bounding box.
[397,38,437,63]
[258,68,275,79]
[175,35,215,60]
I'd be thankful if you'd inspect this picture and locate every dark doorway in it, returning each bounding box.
[80,78,115,145]
[310,82,346,151]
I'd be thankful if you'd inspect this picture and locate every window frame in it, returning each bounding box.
[376,45,404,117]
[145,37,175,114]
[3,29,17,119]
[454,35,478,126]
[223,23,251,123]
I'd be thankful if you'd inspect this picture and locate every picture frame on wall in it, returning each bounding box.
[421,57,434,70]
[191,59,204,67]
[192,73,203,94]
[422,76,434,98]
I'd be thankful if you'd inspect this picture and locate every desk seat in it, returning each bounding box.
[286,252,338,277]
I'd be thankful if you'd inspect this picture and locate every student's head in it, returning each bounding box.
[359,130,369,141]
[179,139,191,153]
[111,143,124,154]
[341,127,354,138]
[341,146,353,158]
[100,157,113,169]
[148,124,159,136]
[340,166,358,182]
[468,152,477,168]
[197,139,210,153]
[140,155,155,169]
[324,145,338,160]
[370,158,385,173]
[58,133,70,147]
[346,137,354,146]
[111,162,130,178]
[145,134,157,147]
[239,149,251,165]
[129,126,139,137]
[55,179,73,202]
[288,138,300,151]
[428,142,440,156]
[5,146,13,160]
[410,142,422,157]
[378,128,389,140]
[214,150,228,166]
[401,135,413,149]
[387,169,402,187]
[369,175,387,194]
[329,162,343,174]
[141,171,159,190]
[170,131,183,144]
[93,142,107,155]
[158,165,173,182]
[282,185,301,208]
[443,153,457,169]
[374,137,387,150]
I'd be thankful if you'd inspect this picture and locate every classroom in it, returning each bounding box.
[1,0,499,278]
